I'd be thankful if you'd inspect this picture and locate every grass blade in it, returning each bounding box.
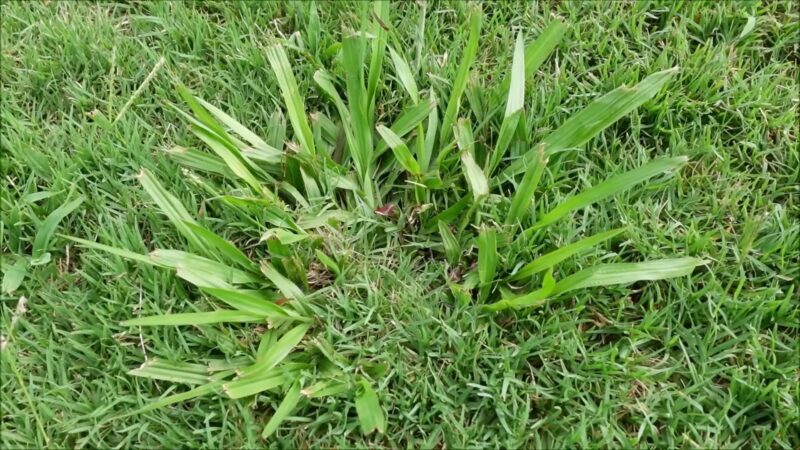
[375,100,434,158]
[129,359,210,385]
[165,146,234,177]
[64,236,156,266]
[505,147,547,225]
[552,257,706,295]
[388,45,419,104]
[182,222,256,271]
[223,371,294,400]
[195,97,280,157]
[531,156,687,231]
[2,259,28,294]
[367,1,389,118]
[192,126,265,196]
[239,324,310,378]
[500,20,567,94]
[456,119,488,201]
[438,221,460,265]
[266,44,316,157]
[30,197,83,265]
[201,287,291,318]
[483,269,555,311]
[262,382,302,439]
[510,228,625,280]
[260,262,305,300]
[440,5,481,144]
[477,227,498,301]
[486,32,525,175]
[342,34,373,184]
[122,310,265,327]
[137,169,203,249]
[376,125,422,175]
[149,249,260,285]
[355,379,385,434]
[504,67,679,177]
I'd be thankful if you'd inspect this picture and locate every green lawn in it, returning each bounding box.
[1,1,798,448]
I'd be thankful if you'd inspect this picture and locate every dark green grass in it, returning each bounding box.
[2,1,798,447]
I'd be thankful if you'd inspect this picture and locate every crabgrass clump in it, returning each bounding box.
[68,1,708,440]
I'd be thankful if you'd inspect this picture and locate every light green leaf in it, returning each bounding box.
[375,100,434,158]
[201,287,291,318]
[149,249,260,285]
[440,6,482,144]
[500,20,566,94]
[63,236,156,266]
[262,382,302,439]
[483,268,555,311]
[505,146,547,225]
[315,250,341,276]
[355,379,385,434]
[137,169,204,250]
[438,221,461,265]
[30,197,83,265]
[2,259,28,294]
[456,120,488,201]
[376,125,422,175]
[511,228,625,280]
[388,45,419,104]
[260,262,305,300]
[266,44,316,157]
[222,371,294,400]
[122,310,265,327]
[552,257,706,295]
[530,156,687,230]
[505,68,679,177]
[182,222,256,271]
[238,323,310,378]
[128,359,210,385]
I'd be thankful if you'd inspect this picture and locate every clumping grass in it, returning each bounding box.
[2,1,798,448]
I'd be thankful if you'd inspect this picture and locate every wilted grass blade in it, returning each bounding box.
[440,5,481,144]
[504,67,679,177]
[376,125,422,175]
[201,287,291,318]
[239,324,310,378]
[129,359,210,385]
[266,44,316,157]
[552,257,706,295]
[122,310,265,326]
[30,196,83,265]
[388,45,419,104]
[505,147,546,225]
[262,382,302,439]
[355,379,385,434]
[531,156,687,231]
[511,228,625,280]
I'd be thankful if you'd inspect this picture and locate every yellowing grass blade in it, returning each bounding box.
[504,67,679,177]
[266,44,316,157]
[530,156,687,231]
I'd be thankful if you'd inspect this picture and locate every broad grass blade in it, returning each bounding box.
[484,269,555,311]
[239,324,310,377]
[149,249,260,285]
[192,126,265,195]
[456,120,488,200]
[486,33,525,175]
[376,125,422,175]
[440,6,481,144]
[510,228,625,280]
[262,382,302,439]
[183,222,256,271]
[500,20,567,94]
[531,156,687,230]
[375,100,434,158]
[355,379,385,434]
[64,236,156,266]
[2,259,27,294]
[137,169,203,249]
[201,287,291,318]
[504,67,679,177]
[342,34,373,185]
[165,146,234,177]
[552,257,706,295]
[367,1,390,118]
[129,359,210,385]
[438,221,460,265]
[266,44,316,157]
[261,262,305,300]
[30,197,83,265]
[122,310,265,326]
[388,45,419,104]
[222,371,294,399]
[505,147,546,225]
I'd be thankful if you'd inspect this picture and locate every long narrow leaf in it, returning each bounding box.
[530,156,687,231]
[500,20,567,94]
[376,125,422,175]
[238,324,310,378]
[30,197,84,265]
[504,67,679,177]
[201,287,291,318]
[505,146,547,225]
[440,6,482,144]
[266,44,316,157]
[552,257,706,295]
[262,382,302,439]
[122,310,265,327]
[388,45,419,104]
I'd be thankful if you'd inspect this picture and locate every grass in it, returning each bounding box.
[2,1,799,448]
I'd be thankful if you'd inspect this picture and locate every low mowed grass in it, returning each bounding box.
[2,1,798,448]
